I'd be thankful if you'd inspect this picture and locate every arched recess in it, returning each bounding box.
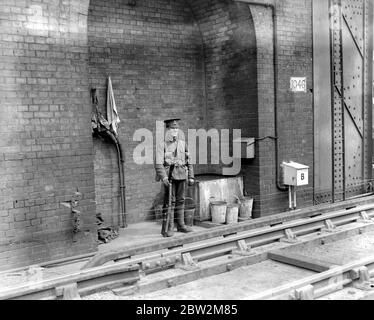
[186,0,259,191]
[86,0,261,224]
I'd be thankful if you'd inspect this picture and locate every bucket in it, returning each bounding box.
[184,209,195,227]
[184,197,196,227]
[210,197,227,224]
[226,204,240,224]
[238,197,254,219]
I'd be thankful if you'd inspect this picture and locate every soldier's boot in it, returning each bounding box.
[166,210,175,237]
[176,209,193,233]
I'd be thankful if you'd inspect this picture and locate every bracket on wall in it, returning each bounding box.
[61,190,83,242]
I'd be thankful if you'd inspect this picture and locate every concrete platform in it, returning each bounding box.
[98,221,207,253]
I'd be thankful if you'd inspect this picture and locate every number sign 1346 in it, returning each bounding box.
[290,77,306,92]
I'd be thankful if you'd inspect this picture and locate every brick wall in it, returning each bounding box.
[88,0,205,224]
[0,0,97,270]
[190,0,258,180]
[88,0,262,223]
[188,0,259,190]
[93,139,120,226]
[189,0,258,135]
[0,0,317,270]
[188,0,314,217]
[88,0,314,222]
[249,0,314,216]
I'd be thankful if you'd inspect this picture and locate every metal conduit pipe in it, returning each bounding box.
[234,0,288,192]
[117,140,127,228]
[100,129,127,228]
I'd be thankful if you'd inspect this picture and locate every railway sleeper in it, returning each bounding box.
[113,222,374,298]
[322,219,337,233]
[261,262,374,300]
[280,228,299,243]
[119,210,374,277]
[55,283,81,300]
[351,266,374,291]
[358,211,374,224]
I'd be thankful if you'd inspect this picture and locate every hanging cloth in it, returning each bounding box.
[106,76,121,135]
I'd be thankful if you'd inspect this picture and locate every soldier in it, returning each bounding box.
[155,119,195,237]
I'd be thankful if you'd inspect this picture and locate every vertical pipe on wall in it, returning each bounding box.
[101,130,127,228]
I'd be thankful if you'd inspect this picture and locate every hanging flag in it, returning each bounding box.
[106,76,121,135]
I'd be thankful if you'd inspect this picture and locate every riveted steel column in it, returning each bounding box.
[313,0,333,204]
[330,0,346,202]
[363,0,373,193]
[314,0,372,204]
[341,0,372,198]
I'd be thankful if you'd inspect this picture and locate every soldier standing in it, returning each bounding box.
[155,119,195,237]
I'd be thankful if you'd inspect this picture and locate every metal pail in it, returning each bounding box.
[239,197,253,219]
[184,197,196,226]
[226,204,240,224]
[210,199,227,224]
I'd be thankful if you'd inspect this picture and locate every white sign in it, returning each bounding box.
[290,77,307,92]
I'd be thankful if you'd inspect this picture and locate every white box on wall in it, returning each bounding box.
[282,161,309,186]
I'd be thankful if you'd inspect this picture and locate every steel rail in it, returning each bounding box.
[0,262,139,300]
[83,196,374,269]
[113,220,374,297]
[135,203,374,272]
[72,203,374,277]
[246,255,374,300]
[2,202,374,300]
[0,253,95,276]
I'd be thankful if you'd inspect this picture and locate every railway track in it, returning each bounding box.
[1,199,374,300]
[245,254,374,300]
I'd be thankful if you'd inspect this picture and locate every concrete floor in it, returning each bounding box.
[98,221,207,253]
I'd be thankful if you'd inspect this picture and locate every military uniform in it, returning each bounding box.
[155,119,194,237]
